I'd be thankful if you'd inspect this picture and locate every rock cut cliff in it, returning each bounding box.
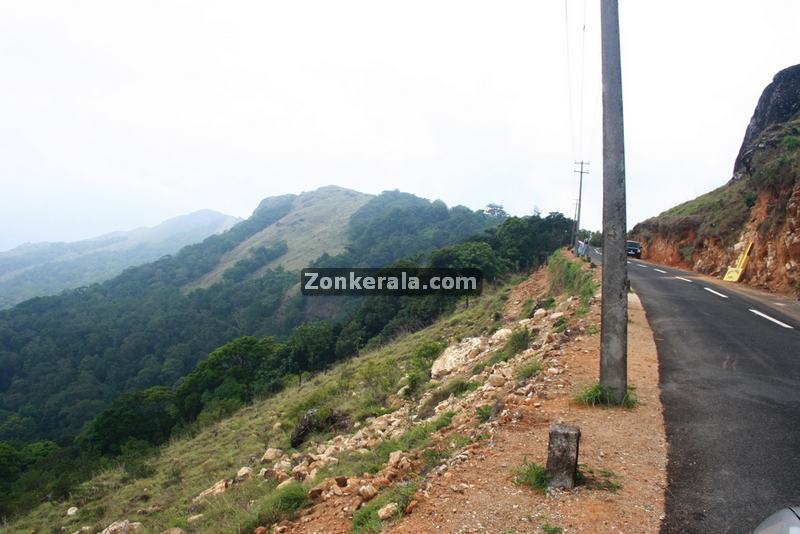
[631,63,800,294]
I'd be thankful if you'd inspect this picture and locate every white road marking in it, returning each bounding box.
[675,276,692,283]
[594,248,602,255]
[638,264,648,268]
[749,309,794,329]
[654,268,667,274]
[703,287,729,299]
[775,302,786,307]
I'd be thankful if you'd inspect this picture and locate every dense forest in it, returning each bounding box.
[0,206,573,519]
[0,190,502,445]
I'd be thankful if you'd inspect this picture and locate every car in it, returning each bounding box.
[753,506,800,533]
[626,240,642,259]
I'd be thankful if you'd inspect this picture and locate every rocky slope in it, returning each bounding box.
[631,63,800,293]
[12,254,667,534]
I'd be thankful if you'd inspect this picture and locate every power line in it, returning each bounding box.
[563,0,576,156]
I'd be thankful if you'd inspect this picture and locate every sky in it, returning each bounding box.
[1,1,799,251]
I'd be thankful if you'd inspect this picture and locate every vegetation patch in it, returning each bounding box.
[513,458,549,493]
[515,359,542,381]
[548,253,598,307]
[577,465,622,492]
[352,479,420,533]
[575,383,637,409]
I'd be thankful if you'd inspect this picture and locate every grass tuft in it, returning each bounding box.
[575,383,637,408]
[515,359,542,381]
[513,458,548,493]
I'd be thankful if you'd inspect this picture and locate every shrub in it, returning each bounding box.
[548,252,598,306]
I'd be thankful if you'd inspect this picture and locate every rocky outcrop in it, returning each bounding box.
[632,64,800,294]
[734,63,800,177]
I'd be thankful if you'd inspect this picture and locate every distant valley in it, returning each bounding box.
[0,210,241,309]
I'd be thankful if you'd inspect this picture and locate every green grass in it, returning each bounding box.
[6,281,514,534]
[520,298,536,319]
[586,324,598,336]
[352,479,420,533]
[515,359,542,380]
[542,524,563,534]
[255,481,309,527]
[548,252,598,306]
[552,316,569,333]
[577,465,622,492]
[575,383,637,409]
[513,458,548,493]
[484,328,531,368]
[475,405,493,423]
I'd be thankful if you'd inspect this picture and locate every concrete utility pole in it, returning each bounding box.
[600,0,628,401]
[573,160,590,252]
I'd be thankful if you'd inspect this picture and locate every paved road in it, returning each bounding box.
[587,248,800,533]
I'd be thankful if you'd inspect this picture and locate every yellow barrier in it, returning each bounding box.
[723,241,753,282]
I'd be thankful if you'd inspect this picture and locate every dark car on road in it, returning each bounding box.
[626,240,642,259]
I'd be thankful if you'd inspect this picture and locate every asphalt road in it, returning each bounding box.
[587,248,800,533]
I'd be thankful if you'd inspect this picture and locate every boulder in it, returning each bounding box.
[193,479,231,502]
[431,337,483,379]
[488,373,506,387]
[387,450,404,467]
[378,502,399,520]
[235,466,252,482]
[260,448,283,464]
[358,484,378,501]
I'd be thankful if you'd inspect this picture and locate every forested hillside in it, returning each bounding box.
[0,210,240,309]
[0,188,502,445]
[0,201,573,524]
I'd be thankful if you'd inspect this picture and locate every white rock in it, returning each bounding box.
[378,502,399,520]
[431,337,483,379]
[66,506,79,516]
[260,448,283,463]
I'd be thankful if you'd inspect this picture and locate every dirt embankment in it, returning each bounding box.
[634,181,800,293]
[281,261,667,534]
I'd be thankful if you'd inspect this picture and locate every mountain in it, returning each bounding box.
[631,63,800,293]
[0,186,504,444]
[0,210,241,309]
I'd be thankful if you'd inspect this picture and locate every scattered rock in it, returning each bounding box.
[405,499,419,514]
[260,448,283,463]
[193,479,231,502]
[334,475,349,487]
[99,520,145,534]
[235,466,253,482]
[377,502,399,520]
[358,484,378,501]
[431,337,483,379]
[187,513,204,524]
[66,506,78,516]
[488,373,506,387]
[159,529,187,534]
[533,308,547,319]
[253,527,268,534]
[277,478,294,490]
[387,450,404,467]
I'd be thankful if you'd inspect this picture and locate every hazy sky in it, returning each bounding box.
[1,1,799,251]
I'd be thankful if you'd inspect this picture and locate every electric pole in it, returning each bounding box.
[574,160,589,252]
[600,0,628,402]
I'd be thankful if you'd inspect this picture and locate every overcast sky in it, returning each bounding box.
[1,1,799,251]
